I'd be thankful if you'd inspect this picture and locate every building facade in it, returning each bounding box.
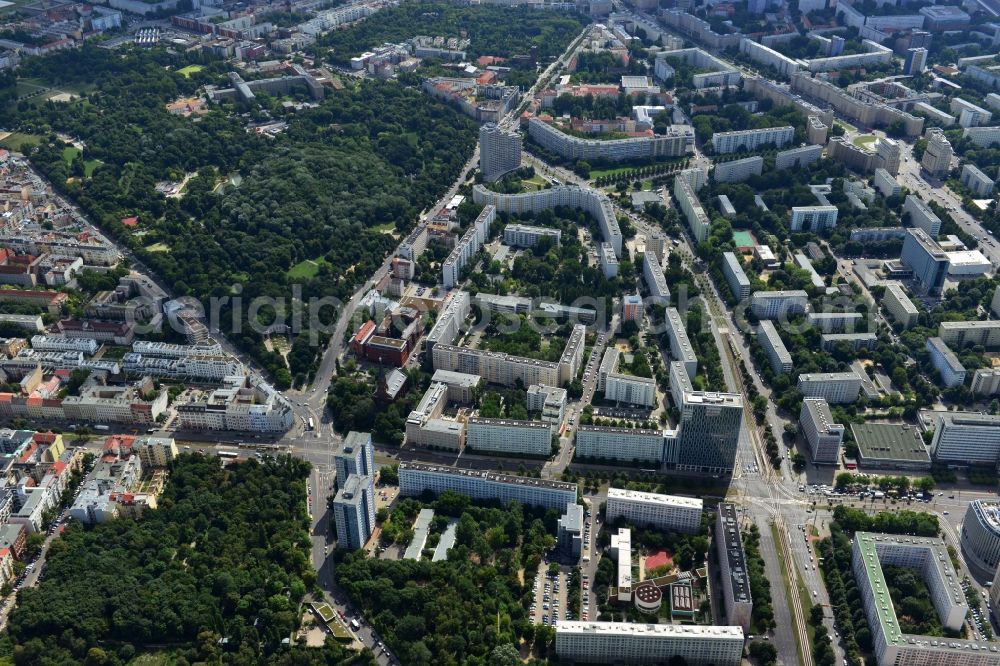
[606,487,702,533]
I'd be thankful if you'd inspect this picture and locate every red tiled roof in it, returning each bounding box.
[121,216,138,228]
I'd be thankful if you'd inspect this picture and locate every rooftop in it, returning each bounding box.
[607,486,703,510]
[555,621,743,639]
[851,422,930,463]
[399,461,577,492]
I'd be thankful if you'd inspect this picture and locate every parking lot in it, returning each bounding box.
[531,569,573,627]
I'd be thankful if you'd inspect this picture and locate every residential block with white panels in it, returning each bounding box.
[605,487,702,533]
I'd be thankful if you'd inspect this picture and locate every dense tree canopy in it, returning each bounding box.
[5,455,349,665]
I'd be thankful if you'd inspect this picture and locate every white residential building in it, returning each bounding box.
[774,144,823,170]
[465,418,552,456]
[642,249,670,303]
[575,425,664,463]
[503,223,561,248]
[554,622,743,666]
[442,205,495,289]
[333,473,375,550]
[903,195,942,237]
[883,283,918,329]
[758,320,793,374]
[721,252,750,300]
[930,413,1000,465]
[527,117,693,162]
[473,184,621,256]
[398,462,577,510]
[750,290,809,320]
[479,123,522,182]
[797,371,861,404]
[961,500,1000,578]
[799,397,843,464]
[952,97,993,128]
[873,168,901,198]
[174,375,294,432]
[674,174,710,243]
[713,156,763,183]
[605,372,657,407]
[716,503,753,632]
[961,163,996,196]
[606,487,702,533]
[711,126,794,154]
[964,126,1000,149]
[926,337,966,388]
[666,307,697,379]
[790,205,838,232]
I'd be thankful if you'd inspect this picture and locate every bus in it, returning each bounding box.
[308,417,315,430]
[218,450,239,459]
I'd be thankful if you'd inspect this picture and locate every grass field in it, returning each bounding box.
[144,243,170,253]
[852,135,877,151]
[590,165,641,179]
[60,146,102,176]
[0,132,41,151]
[177,64,204,78]
[287,259,326,280]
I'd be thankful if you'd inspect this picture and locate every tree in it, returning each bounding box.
[490,643,520,666]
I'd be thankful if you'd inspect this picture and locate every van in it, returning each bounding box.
[582,556,590,562]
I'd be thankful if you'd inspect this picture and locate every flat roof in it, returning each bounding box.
[798,371,859,382]
[608,486,703,510]
[718,503,751,604]
[399,461,577,491]
[851,422,930,463]
[555,621,744,639]
[431,369,482,387]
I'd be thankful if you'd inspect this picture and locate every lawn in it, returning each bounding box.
[177,64,204,78]
[287,258,327,280]
[144,242,170,253]
[0,132,41,151]
[62,146,80,163]
[590,165,642,179]
[522,174,549,191]
[852,135,877,151]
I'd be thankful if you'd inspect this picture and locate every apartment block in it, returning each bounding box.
[425,289,470,351]
[472,184,621,256]
[556,621,743,666]
[853,532,985,666]
[951,97,993,128]
[503,223,561,248]
[938,320,1000,348]
[872,168,901,198]
[606,487,702,533]
[335,431,375,483]
[799,397,843,464]
[655,47,741,88]
[883,283,919,329]
[964,126,1000,149]
[526,384,567,427]
[790,205,838,232]
[716,503,753,632]
[174,376,293,432]
[926,337,966,388]
[738,37,801,76]
[642,249,670,303]
[930,412,1000,465]
[665,307,698,379]
[973,368,1000,396]
[333,473,375,550]
[711,126,794,154]
[901,228,948,296]
[921,128,953,177]
[674,174,710,243]
[442,205,495,289]
[465,417,552,456]
[527,117,693,162]
[750,290,809,320]
[758,320,793,374]
[961,500,1000,578]
[479,123,522,182]
[557,502,583,559]
[575,425,664,463]
[398,462,577,510]
[820,333,876,352]
[774,144,823,170]
[721,252,750,301]
[797,372,861,404]
[605,372,657,407]
[961,163,996,196]
[713,156,763,183]
[902,195,942,237]
[807,312,863,333]
[133,436,177,468]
